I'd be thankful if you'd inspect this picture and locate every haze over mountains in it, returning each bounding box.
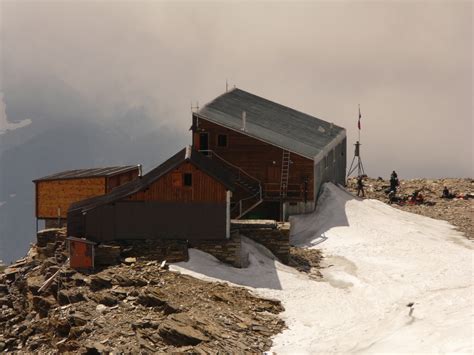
[0,74,187,263]
[0,1,471,263]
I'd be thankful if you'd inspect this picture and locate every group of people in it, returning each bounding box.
[355,170,399,199]
[355,171,464,205]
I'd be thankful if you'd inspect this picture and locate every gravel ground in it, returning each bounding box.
[0,230,285,353]
[347,177,473,240]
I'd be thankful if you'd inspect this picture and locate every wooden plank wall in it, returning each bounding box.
[129,162,227,203]
[194,118,314,201]
[106,169,139,192]
[36,177,106,218]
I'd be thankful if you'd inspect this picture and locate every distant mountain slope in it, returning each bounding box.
[0,120,187,263]
[0,71,189,263]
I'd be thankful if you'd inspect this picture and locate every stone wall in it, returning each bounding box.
[233,221,290,264]
[36,228,67,261]
[109,239,189,264]
[44,219,67,229]
[189,233,242,268]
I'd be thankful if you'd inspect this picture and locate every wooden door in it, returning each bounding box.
[199,133,209,152]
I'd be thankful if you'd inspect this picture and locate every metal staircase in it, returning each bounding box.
[280,150,291,198]
[200,150,263,219]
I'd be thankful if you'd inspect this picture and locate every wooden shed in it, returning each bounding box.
[34,166,140,228]
[67,147,235,242]
[67,237,96,270]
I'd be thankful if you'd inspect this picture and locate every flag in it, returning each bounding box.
[358,106,361,130]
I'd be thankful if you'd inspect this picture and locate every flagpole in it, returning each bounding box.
[358,103,361,143]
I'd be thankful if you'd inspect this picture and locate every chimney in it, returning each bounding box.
[137,164,142,178]
[241,111,246,131]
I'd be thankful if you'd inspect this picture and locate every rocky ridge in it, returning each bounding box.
[0,229,285,353]
[347,177,473,239]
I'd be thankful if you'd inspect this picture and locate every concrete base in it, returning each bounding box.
[283,201,315,221]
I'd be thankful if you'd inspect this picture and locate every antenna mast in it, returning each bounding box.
[347,104,366,178]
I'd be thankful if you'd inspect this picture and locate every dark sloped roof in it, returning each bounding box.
[33,166,138,182]
[68,147,235,214]
[196,88,346,159]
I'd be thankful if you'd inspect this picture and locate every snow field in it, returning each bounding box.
[172,183,473,354]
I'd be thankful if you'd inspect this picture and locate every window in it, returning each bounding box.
[217,134,228,147]
[183,173,192,187]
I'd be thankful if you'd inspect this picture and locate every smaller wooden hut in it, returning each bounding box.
[67,147,235,242]
[67,237,96,270]
[34,166,140,228]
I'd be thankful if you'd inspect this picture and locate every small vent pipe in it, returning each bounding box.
[137,164,143,178]
[241,111,246,131]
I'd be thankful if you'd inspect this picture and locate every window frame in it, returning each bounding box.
[217,134,228,148]
[183,172,193,187]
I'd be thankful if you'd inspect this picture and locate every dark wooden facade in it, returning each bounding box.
[193,118,314,202]
[106,169,140,192]
[67,148,233,242]
[129,162,227,203]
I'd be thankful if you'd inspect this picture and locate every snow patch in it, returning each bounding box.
[172,183,473,354]
[0,92,32,135]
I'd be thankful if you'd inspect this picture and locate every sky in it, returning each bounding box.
[1,0,472,178]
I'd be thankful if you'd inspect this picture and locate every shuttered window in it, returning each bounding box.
[183,173,193,187]
[217,134,228,147]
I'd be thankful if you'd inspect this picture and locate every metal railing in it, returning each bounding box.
[263,183,304,199]
[230,190,262,218]
[199,150,261,189]
[199,150,264,219]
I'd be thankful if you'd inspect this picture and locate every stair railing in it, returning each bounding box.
[199,150,262,191]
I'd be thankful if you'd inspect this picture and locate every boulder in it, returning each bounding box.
[158,316,209,346]
[26,275,45,295]
[54,318,71,337]
[32,296,55,318]
[93,293,118,307]
[68,312,89,326]
[84,341,110,354]
[90,275,112,291]
[57,289,86,305]
[136,290,180,314]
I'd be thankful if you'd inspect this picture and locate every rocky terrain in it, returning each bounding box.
[347,177,473,239]
[0,229,286,353]
[288,247,323,279]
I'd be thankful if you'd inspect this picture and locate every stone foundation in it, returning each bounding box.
[36,228,67,260]
[232,220,290,264]
[44,219,67,229]
[190,233,242,268]
[110,239,189,263]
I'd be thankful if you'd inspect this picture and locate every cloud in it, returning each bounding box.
[1,1,472,177]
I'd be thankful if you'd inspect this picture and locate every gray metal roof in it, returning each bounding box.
[196,88,346,159]
[33,166,139,182]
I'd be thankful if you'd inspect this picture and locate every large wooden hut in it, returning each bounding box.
[67,147,235,242]
[191,88,347,220]
[34,166,140,228]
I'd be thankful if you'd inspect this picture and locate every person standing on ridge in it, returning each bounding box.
[356,175,365,197]
[390,171,399,192]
